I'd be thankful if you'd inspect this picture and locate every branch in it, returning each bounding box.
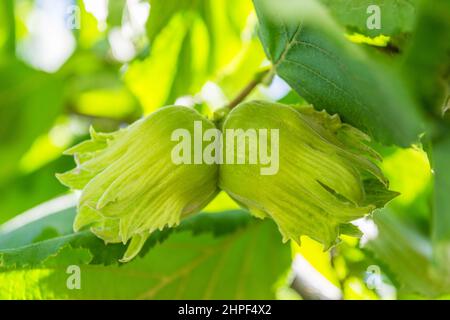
[226,68,271,110]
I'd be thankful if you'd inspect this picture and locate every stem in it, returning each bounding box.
[227,68,271,110]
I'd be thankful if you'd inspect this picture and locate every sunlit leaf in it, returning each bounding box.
[126,14,189,113]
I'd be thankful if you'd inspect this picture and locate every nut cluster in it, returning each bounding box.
[58,101,396,261]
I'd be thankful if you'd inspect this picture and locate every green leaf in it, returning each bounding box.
[0,0,15,55]
[320,0,418,37]
[107,0,126,27]
[0,210,290,299]
[217,37,267,100]
[74,0,104,48]
[0,58,64,185]
[0,156,75,224]
[131,0,253,113]
[364,210,449,297]
[401,0,450,117]
[431,134,450,280]
[0,231,106,269]
[0,202,252,268]
[126,14,190,112]
[146,0,193,43]
[0,204,77,250]
[253,0,425,146]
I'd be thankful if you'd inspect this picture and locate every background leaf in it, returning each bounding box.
[127,0,253,113]
[364,210,445,297]
[0,58,64,185]
[0,0,15,55]
[431,134,450,282]
[0,157,74,224]
[401,0,450,118]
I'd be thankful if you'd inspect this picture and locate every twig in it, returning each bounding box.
[227,69,271,110]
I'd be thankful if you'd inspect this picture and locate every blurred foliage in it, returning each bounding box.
[0,58,64,184]
[0,0,449,300]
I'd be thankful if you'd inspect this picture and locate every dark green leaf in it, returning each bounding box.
[253,0,425,146]
[401,0,450,117]
[0,208,290,299]
[320,0,418,37]
[0,205,76,250]
[0,205,254,268]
